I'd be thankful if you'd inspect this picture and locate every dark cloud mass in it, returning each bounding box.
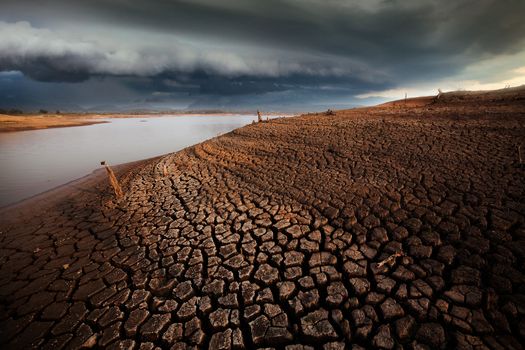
[0,0,524,111]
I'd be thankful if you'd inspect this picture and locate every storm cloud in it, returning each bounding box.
[1,0,524,110]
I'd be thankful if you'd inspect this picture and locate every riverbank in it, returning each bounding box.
[0,114,267,207]
[0,114,109,132]
[0,112,293,133]
[0,88,524,349]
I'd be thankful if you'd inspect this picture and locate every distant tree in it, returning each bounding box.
[39,109,48,114]
[56,110,61,114]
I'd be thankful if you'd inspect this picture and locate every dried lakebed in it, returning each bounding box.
[0,93,524,349]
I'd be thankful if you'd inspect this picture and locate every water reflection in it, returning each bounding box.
[0,115,261,207]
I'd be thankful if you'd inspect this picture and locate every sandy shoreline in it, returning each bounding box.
[0,112,294,133]
[0,157,158,223]
[0,89,524,348]
[0,115,109,132]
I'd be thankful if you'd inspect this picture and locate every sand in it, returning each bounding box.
[0,88,524,348]
[0,114,109,132]
[0,112,292,133]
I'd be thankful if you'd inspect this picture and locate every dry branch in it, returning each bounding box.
[101,161,123,199]
[377,251,404,269]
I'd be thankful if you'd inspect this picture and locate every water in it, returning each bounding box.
[0,115,266,207]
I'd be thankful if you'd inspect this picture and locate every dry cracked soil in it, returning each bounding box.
[0,89,524,349]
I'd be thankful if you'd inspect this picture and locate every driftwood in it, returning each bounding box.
[377,251,404,269]
[101,161,123,199]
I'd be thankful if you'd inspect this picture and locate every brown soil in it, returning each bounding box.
[0,115,109,132]
[0,88,524,349]
[0,112,291,133]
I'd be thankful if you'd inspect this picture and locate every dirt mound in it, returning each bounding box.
[381,84,525,108]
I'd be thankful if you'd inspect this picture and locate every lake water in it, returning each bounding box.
[0,115,265,207]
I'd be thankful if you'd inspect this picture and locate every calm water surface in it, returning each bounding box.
[0,115,265,207]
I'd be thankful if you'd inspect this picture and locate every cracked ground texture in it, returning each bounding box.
[0,91,524,349]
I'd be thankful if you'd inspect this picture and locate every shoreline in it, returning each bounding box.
[0,115,109,133]
[0,156,159,227]
[0,112,295,133]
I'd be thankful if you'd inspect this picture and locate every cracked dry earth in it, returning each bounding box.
[1,97,525,350]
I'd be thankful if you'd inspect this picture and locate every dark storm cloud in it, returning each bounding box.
[1,55,91,83]
[123,71,390,99]
[1,0,524,109]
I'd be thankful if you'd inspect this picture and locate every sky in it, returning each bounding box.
[1,0,525,112]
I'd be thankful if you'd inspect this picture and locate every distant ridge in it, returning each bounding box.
[380,85,525,108]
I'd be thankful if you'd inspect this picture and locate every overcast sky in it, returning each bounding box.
[1,0,525,112]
